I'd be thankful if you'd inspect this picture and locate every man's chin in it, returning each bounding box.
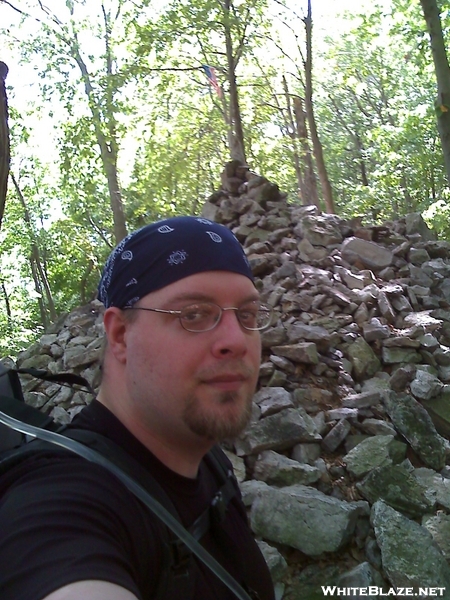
[182,392,252,441]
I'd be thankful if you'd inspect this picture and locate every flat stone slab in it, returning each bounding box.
[251,484,369,556]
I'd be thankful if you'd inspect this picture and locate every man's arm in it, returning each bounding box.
[43,581,139,600]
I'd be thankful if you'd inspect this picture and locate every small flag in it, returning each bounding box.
[202,65,222,98]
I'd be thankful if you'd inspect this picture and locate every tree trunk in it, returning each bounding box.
[0,62,10,232]
[80,259,94,305]
[303,0,335,213]
[420,0,450,186]
[293,96,320,208]
[280,76,306,202]
[69,34,128,243]
[222,0,246,164]
[0,278,12,329]
[11,173,58,323]
[29,256,49,330]
[354,133,370,186]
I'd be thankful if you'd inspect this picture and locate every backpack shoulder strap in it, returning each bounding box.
[188,445,238,540]
[64,429,181,519]
[0,414,252,600]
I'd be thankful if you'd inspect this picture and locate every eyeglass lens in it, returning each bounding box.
[179,303,271,332]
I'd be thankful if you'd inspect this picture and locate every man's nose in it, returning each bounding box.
[211,309,249,357]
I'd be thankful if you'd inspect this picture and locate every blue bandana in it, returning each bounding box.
[98,216,254,309]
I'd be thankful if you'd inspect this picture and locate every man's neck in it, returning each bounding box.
[96,391,213,478]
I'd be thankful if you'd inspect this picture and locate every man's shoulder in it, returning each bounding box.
[0,440,134,504]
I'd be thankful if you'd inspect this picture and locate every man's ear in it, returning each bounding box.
[103,307,129,364]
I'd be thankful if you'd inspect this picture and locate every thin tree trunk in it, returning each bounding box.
[293,96,319,208]
[400,172,412,214]
[303,0,335,213]
[29,256,49,330]
[32,263,49,329]
[420,0,450,186]
[281,76,306,202]
[354,133,370,186]
[0,277,12,329]
[69,40,127,243]
[80,259,94,305]
[223,0,246,164]
[11,173,58,322]
[0,62,10,232]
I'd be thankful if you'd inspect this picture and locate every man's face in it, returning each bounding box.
[122,271,262,445]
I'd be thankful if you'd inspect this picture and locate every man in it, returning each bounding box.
[0,216,276,600]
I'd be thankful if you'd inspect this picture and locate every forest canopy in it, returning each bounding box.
[0,0,450,355]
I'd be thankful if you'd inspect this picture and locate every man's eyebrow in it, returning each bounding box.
[165,292,261,306]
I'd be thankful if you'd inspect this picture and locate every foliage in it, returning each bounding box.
[2,0,450,352]
[314,7,446,222]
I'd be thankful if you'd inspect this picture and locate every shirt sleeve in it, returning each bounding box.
[0,454,161,600]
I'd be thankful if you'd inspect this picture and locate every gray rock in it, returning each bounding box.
[19,354,53,370]
[63,346,101,369]
[223,450,246,483]
[343,435,400,478]
[236,407,320,456]
[344,337,381,380]
[287,323,332,347]
[24,391,48,409]
[49,406,71,425]
[291,443,322,465]
[271,343,319,364]
[256,540,288,593]
[239,480,270,507]
[382,335,421,348]
[296,215,344,247]
[408,247,431,265]
[362,319,391,342]
[413,467,450,510]
[358,464,435,517]
[434,346,450,366]
[410,370,443,401]
[251,484,369,555]
[381,347,422,364]
[253,387,294,417]
[377,291,396,324]
[384,392,447,470]
[371,500,450,589]
[253,450,321,486]
[403,311,442,332]
[341,237,393,270]
[269,354,295,374]
[261,326,288,348]
[326,408,358,421]
[405,213,436,240]
[389,365,417,392]
[38,334,58,350]
[422,513,450,560]
[342,391,383,409]
[285,564,341,600]
[359,418,396,437]
[337,561,376,591]
[321,419,351,453]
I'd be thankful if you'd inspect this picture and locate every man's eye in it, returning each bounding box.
[182,305,213,322]
[238,309,257,323]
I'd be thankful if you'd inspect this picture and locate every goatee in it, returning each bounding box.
[182,391,253,441]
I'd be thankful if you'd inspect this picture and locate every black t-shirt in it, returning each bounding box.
[0,400,275,600]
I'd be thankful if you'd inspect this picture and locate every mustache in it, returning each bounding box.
[197,362,255,381]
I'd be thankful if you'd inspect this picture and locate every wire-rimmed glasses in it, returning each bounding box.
[125,301,273,332]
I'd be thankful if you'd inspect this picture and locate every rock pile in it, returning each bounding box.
[10,163,450,599]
